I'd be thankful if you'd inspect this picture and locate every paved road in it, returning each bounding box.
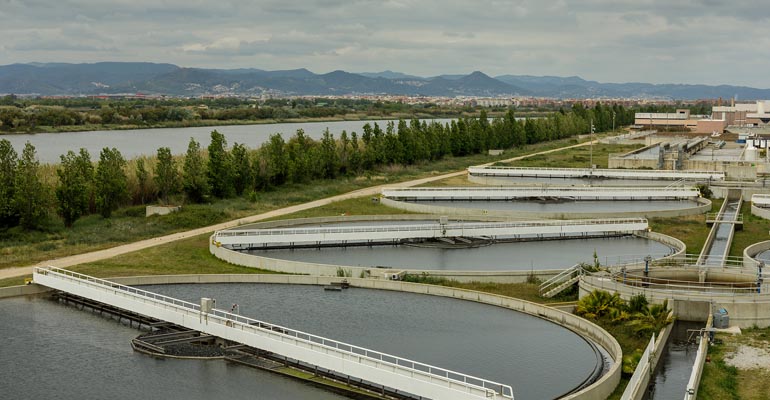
[1,140,595,280]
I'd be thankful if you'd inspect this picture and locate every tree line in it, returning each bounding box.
[0,96,464,132]
[0,103,634,230]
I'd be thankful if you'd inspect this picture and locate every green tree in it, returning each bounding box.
[628,299,674,337]
[154,147,179,204]
[95,147,128,218]
[319,129,339,179]
[135,158,149,204]
[182,138,209,203]
[56,150,92,227]
[0,139,18,226]
[13,142,49,229]
[575,290,624,320]
[207,130,234,198]
[230,142,252,196]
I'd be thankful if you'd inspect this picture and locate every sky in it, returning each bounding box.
[1,0,769,87]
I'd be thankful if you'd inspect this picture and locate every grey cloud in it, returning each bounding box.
[1,0,769,87]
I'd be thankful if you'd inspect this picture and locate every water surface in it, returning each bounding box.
[248,236,675,270]
[5,119,452,163]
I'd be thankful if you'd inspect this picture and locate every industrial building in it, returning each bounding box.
[634,100,770,134]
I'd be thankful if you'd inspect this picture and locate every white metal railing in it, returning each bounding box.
[215,219,649,238]
[539,264,582,296]
[639,254,748,269]
[383,187,697,194]
[469,166,725,178]
[705,213,744,223]
[382,186,699,200]
[608,272,765,295]
[583,274,769,298]
[34,267,514,399]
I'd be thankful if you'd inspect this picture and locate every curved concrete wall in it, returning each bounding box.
[744,240,770,268]
[211,216,686,283]
[1,274,623,400]
[580,274,770,328]
[751,205,770,220]
[380,197,711,220]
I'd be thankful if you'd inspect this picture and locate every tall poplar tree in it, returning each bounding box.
[56,150,92,227]
[95,147,128,218]
[154,147,179,204]
[13,142,48,229]
[207,130,233,198]
[0,139,18,226]
[182,138,209,203]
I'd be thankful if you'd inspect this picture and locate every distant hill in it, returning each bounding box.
[0,62,179,94]
[1,62,769,99]
[494,74,770,100]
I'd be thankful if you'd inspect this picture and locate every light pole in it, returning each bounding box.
[589,119,595,169]
[612,111,616,132]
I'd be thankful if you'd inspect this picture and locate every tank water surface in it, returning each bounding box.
[0,295,348,400]
[140,283,603,400]
[248,236,674,270]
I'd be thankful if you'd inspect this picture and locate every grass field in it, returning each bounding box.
[0,135,598,271]
[502,143,642,169]
[699,327,770,400]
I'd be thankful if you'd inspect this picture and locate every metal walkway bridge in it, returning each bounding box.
[33,267,514,400]
[467,166,725,181]
[382,186,700,201]
[213,219,649,247]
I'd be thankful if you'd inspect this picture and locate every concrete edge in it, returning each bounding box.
[743,240,770,268]
[380,197,711,220]
[751,204,770,221]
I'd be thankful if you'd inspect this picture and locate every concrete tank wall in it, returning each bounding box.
[744,240,770,268]
[751,205,770,221]
[580,274,770,328]
[380,197,711,220]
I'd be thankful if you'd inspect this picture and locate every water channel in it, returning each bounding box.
[4,119,452,164]
[0,283,603,400]
[700,200,740,266]
[647,321,702,400]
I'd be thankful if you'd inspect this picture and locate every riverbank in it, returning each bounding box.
[0,113,457,135]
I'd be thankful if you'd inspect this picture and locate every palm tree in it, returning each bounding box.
[628,299,674,336]
[576,290,624,320]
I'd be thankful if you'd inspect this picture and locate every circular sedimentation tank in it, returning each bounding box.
[383,198,707,218]
[379,186,710,219]
[219,217,681,274]
[0,282,610,400]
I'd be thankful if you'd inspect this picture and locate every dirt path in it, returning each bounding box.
[0,140,595,280]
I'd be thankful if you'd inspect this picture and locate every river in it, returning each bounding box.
[3,119,453,164]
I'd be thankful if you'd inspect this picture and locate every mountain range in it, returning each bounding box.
[1,62,769,100]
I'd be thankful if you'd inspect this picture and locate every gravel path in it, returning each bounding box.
[725,345,770,370]
[1,140,595,280]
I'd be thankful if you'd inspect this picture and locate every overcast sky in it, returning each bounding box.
[1,0,769,87]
